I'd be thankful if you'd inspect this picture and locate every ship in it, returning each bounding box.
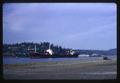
[30,44,79,58]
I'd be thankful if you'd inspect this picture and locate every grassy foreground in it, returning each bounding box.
[3,59,117,80]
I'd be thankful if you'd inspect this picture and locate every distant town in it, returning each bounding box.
[3,42,116,58]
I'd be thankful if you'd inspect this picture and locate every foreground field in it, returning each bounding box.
[3,59,117,80]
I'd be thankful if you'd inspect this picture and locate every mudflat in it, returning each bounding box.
[3,59,117,80]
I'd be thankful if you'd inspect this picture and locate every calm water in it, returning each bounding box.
[3,56,116,64]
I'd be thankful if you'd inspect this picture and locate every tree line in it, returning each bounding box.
[3,42,73,57]
[3,42,116,57]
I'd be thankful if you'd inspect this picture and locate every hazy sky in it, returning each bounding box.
[3,3,116,50]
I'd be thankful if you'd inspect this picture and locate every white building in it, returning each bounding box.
[78,54,90,57]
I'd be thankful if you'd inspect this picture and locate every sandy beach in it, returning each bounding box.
[3,59,117,80]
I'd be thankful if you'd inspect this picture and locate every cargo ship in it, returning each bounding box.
[30,44,79,58]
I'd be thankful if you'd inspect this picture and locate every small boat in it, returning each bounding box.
[103,56,110,60]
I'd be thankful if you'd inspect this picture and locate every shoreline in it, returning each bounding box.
[3,55,116,64]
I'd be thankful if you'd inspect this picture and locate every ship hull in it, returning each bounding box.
[30,53,79,58]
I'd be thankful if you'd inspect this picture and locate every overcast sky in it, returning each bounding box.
[3,3,116,50]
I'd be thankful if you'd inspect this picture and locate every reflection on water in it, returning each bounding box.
[3,56,116,64]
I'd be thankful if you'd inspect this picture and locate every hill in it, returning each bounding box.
[77,48,117,56]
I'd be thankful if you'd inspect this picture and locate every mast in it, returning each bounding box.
[49,43,50,49]
[34,44,37,53]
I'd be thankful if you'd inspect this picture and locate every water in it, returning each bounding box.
[3,56,116,64]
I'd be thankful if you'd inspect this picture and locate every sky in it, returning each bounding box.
[3,3,116,50]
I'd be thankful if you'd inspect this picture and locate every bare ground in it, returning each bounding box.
[3,59,117,80]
